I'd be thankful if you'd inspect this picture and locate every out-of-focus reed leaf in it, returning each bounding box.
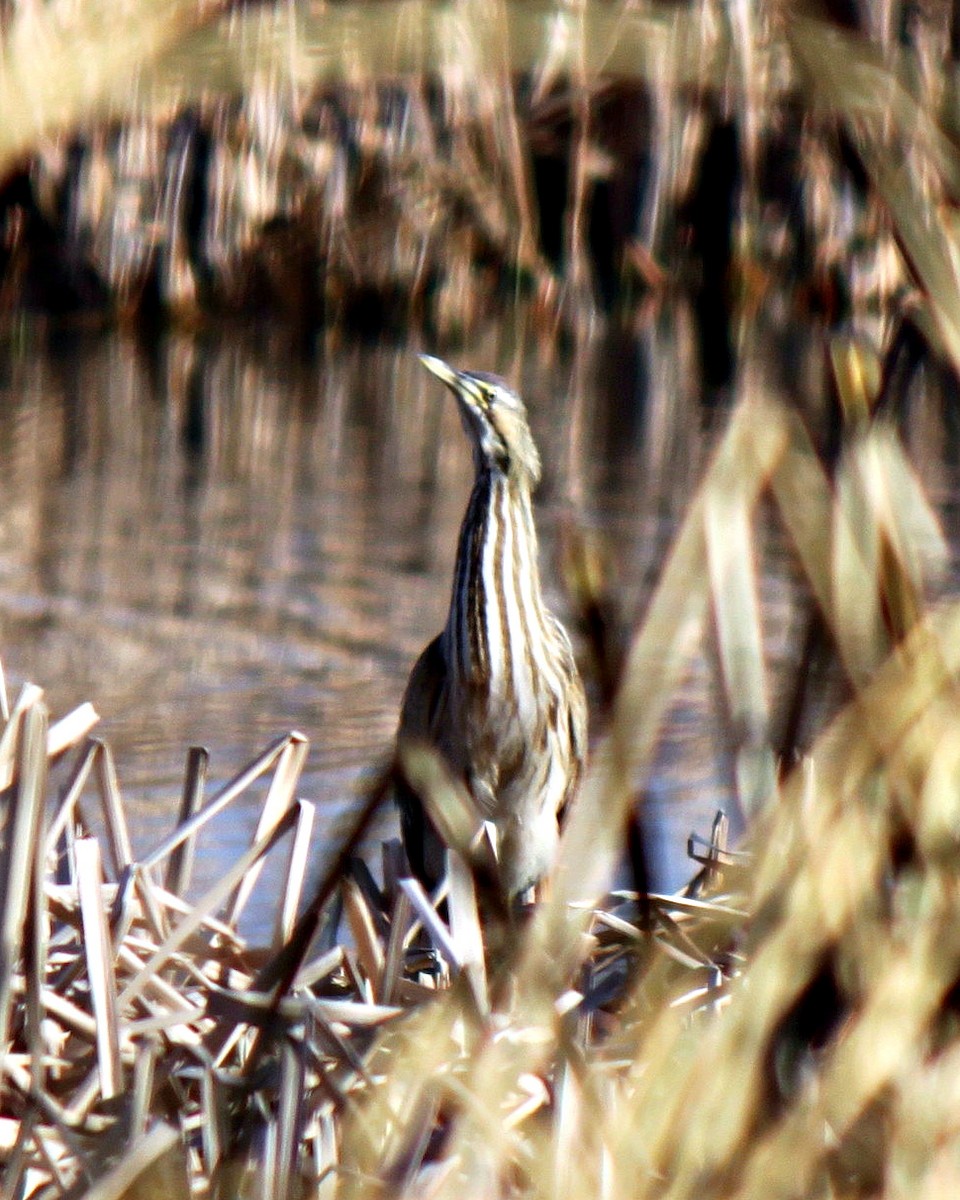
[789,16,960,378]
[135,2,730,114]
[788,15,960,201]
[80,1120,182,1200]
[542,395,793,965]
[0,0,229,176]
[704,427,776,818]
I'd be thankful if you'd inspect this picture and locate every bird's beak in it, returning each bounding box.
[419,354,461,390]
[420,354,487,436]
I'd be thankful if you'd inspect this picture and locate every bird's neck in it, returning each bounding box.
[445,469,547,694]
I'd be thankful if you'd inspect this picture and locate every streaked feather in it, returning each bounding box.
[396,356,587,900]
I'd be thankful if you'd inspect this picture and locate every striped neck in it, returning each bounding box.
[444,468,552,705]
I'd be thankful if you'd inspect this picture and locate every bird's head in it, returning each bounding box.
[420,354,541,485]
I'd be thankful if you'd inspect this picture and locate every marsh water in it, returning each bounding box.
[1,305,954,929]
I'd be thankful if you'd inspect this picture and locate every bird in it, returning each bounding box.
[395,353,587,904]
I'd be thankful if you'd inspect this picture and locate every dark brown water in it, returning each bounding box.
[0,306,898,925]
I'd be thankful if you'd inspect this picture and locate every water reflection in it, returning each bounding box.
[0,306,908,921]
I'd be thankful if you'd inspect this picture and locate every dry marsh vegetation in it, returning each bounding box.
[3,0,960,1197]
[2,368,959,1196]
[0,1,941,330]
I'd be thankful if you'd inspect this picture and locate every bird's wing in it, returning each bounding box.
[397,633,447,745]
[395,634,449,890]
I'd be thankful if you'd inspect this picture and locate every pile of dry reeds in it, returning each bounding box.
[0,668,738,1196]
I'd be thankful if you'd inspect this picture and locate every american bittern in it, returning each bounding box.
[396,355,587,901]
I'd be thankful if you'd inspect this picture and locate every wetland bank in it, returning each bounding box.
[3,2,960,1197]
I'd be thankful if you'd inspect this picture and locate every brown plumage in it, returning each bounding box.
[396,354,587,901]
